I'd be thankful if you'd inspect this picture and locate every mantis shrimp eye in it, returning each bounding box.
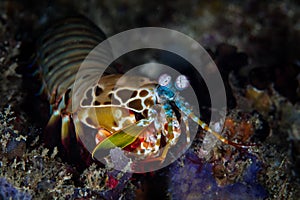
[175,75,189,90]
[158,73,172,87]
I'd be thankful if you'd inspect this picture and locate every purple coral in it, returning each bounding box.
[168,151,268,200]
[0,178,32,200]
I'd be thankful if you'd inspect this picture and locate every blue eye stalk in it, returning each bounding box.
[156,85,176,101]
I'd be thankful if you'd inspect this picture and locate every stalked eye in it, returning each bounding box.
[175,75,189,90]
[158,73,172,87]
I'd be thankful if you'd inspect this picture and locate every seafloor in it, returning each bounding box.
[0,0,300,199]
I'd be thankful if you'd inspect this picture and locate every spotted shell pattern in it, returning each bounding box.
[76,74,182,158]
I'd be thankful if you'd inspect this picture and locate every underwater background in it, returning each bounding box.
[0,0,299,199]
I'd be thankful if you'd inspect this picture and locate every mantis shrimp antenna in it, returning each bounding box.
[157,73,253,149]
